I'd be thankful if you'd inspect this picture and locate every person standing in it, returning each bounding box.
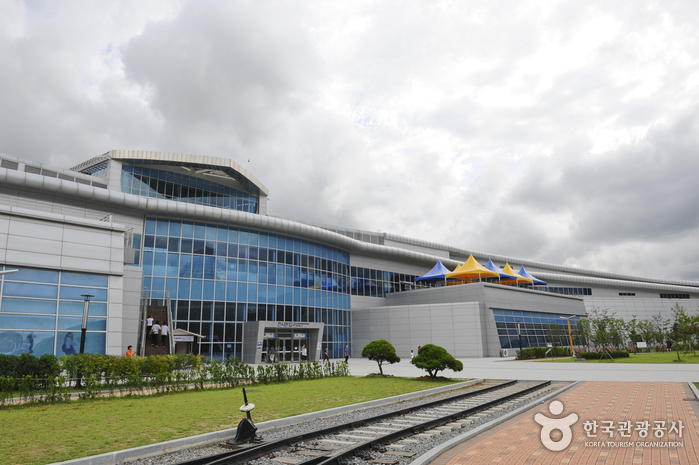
[160,323,169,349]
[301,344,308,363]
[323,347,329,364]
[151,320,160,347]
[268,345,275,364]
[146,314,153,338]
[126,345,135,356]
[410,349,414,360]
[344,345,350,363]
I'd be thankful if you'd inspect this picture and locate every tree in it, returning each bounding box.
[627,316,642,350]
[411,344,463,378]
[637,319,655,352]
[576,318,592,352]
[361,340,400,375]
[670,303,692,361]
[651,313,669,349]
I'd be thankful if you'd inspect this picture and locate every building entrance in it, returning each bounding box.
[261,329,308,363]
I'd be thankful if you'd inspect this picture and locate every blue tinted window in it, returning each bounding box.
[57,317,106,331]
[0,314,55,330]
[4,282,58,299]
[59,287,108,302]
[61,272,108,288]
[2,298,56,314]
[7,268,59,284]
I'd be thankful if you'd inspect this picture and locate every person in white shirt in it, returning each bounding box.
[160,323,169,348]
[150,321,161,347]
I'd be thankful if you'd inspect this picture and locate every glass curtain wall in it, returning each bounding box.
[121,166,258,214]
[493,309,581,349]
[0,267,108,356]
[141,218,351,360]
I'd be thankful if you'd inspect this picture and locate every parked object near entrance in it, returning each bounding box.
[411,344,463,378]
[361,339,400,375]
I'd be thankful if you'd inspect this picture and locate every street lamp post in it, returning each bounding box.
[79,295,93,354]
[76,295,93,389]
[516,321,522,354]
[560,316,576,357]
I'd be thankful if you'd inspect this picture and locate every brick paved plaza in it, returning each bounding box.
[429,381,699,465]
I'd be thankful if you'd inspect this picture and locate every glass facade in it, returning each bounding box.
[350,266,418,297]
[0,267,108,356]
[140,218,351,359]
[121,165,258,213]
[493,309,581,349]
[531,286,592,296]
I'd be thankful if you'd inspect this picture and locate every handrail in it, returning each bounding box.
[138,290,149,356]
[166,290,174,354]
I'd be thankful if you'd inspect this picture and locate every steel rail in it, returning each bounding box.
[176,380,549,465]
[175,380,518,465]
[304,380,552,465]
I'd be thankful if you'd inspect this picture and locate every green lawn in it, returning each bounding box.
[536,351,699,363]
[1,376,462,465]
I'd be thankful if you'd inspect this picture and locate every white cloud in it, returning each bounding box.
[3,0,699,279]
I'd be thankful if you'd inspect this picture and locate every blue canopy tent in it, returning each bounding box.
[414,260,452,284]
[518,266,547,285]
[484,259,520,281]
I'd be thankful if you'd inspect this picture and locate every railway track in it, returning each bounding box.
[173,379,556,465]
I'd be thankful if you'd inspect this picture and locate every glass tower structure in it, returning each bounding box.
[140,217,351,360]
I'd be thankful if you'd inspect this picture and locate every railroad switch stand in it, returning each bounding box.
[229,388,260,445]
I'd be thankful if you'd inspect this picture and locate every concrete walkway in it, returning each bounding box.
[345,356,699,382]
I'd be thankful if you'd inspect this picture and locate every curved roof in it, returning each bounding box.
[73,150,269,196]
[5,165,699,296]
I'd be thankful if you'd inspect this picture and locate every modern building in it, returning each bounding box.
[1,150,697,360]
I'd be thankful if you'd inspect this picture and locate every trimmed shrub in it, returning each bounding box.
[516,347,571,360]
[361,340,401,375]
[411,344,463,378]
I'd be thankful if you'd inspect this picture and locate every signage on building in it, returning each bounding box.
[293,333,307,338]
[257,342,263,350]
[263,332,276,338]
[277,322,310,328]
[174,335,194,342]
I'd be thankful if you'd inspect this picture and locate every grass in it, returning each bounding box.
[535,351,699,363]
[1,376,463,465]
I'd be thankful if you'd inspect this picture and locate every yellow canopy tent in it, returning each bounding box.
[500,263,533,285]
[445,255,501,281]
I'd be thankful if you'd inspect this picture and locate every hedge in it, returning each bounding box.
[0,353,350,407]
[515,347,571,360]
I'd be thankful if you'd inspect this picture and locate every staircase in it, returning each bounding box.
[144,305,170,356]
[139,291,174,357]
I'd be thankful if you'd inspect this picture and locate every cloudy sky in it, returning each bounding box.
[2,1,699,279]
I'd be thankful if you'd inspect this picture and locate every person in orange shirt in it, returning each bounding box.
[126,345,135,357]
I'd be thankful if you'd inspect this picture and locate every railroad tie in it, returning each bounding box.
[384,451,416,457]
[385,444,405,449]
[337,434,377,440]
[445,422,466,428]
[271,458,303,464]
[319,439,357,445]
